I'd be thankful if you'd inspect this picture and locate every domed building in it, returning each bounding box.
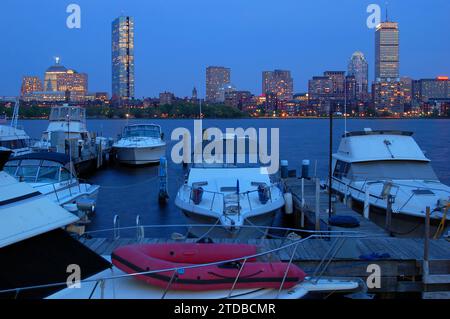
[42,57,88,102]
[44,57,68,92]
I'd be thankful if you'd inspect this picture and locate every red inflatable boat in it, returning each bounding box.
[111,243,306,291]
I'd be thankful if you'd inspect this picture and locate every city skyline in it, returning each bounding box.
[1,0,449,98]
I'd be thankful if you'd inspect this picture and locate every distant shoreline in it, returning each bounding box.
[17,116,450,120]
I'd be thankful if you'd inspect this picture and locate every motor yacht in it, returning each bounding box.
[330,128,450,237]
[175,134,285,239]
[34,104,112,174]
[113,124,166,165]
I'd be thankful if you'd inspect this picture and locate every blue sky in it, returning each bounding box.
[1,0,449,98]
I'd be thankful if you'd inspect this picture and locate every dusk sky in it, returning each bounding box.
[1,0,449,98]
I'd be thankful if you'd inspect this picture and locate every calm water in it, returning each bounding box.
[20,119,450,237]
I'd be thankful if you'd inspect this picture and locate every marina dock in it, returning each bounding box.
[78,177,450,299]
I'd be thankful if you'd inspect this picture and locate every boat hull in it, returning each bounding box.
[182,209,277,239]
[114,145,166,165]
[331,186,449,237]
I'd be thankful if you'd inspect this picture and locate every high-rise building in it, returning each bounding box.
[112,16,135,101]
[206,66,230,103]
[262,70,293,101]
[21,76,43,97]
[375,21,399,80]
[347,51,369,100]
[56,70,88,102]
[323,71,345,99]
[308,76,332,112]
[224,90,253,110]
[373,79,403,113]
[40,58,88,101]
[413,77,449,103]
[400,76,413,104]
[374,16,401,113]
[159,92,175,106]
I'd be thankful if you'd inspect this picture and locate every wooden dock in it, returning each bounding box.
[76,177,450,299]
[79,235,450,297]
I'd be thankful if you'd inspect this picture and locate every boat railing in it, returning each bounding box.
[31,178,90,204]
[180,183,281,216]
[0,224,367,299]
[332,176,450,215]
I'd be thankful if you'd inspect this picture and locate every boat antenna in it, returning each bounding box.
[11,98,19,129]
[344,77,347,134]
[67,106,74,183]
[328,102,333,221]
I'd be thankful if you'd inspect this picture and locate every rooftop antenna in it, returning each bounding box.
[385,1,389,22]
[55,56,60,65]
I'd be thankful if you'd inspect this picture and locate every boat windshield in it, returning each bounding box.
[3,159,75,183]
[339,160,438,181]
[123,125,161,138]
[49,106,85,122]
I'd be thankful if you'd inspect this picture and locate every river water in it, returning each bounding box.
[20,118,450,237]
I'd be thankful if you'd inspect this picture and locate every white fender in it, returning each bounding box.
[284,192,294,215]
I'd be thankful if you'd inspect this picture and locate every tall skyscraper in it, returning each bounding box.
[262,70,293,101]
[375,21,399,80]
[374,14,401,113]
[21,76,43,97]
[347,51,369,100]
[112,16,135,101]
[206,66,230,103]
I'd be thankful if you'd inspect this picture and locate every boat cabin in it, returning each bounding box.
[332,129,439,182]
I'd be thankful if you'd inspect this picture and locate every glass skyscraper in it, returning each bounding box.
[112,16,135,101]
[375,22,399,80]
[347,51,369,100]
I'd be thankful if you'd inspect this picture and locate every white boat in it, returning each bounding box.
[330,128,450,237]
[0,99,32,157]
[175,135,285,239]
[0,124,32,157]
[34,104,112,174]
[113,124,166,165]
[3,152,99,218]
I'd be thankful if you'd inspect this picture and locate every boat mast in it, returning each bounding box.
[11,98,19,129]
